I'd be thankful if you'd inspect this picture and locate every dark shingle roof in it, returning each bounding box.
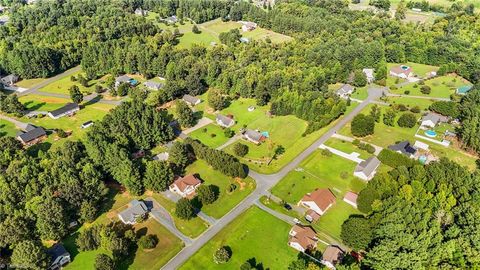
[47,243,69,262]
[49,103,79,118]
[17,126,46,143]
[388,141,417,156]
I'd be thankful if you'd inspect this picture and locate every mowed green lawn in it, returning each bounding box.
[39,69,107,95]
[271,150,366,204]
[188,123,231,148]
[386,62,438,87]
[0,119,18,137]
[323,138,373,159]
[392,74,471,98]
[180,206,298,270]
[15,78,46,88]
[185,160,256,219]
[386,96,435,111]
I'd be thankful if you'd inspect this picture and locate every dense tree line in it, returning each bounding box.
[458,89,480,154]
[343,159,480,269]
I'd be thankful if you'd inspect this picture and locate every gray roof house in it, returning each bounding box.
[143,80,164,91]
[134,8,148,16]
[216,114,235,128]
[48,103,80,119]
[118,200,148,225]
[47,243,71,270]
[389,141,417,157]
[353,156,381,181]
[336,84,355,99]
[243,129,265,144]
[153,152,169,161]
[0,74,19,86]
[182,94,201,106]
[421,113,448,128]
[16,124,46,146]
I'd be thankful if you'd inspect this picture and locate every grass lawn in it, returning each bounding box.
[185,160,256,219]
[312,200,361,242]
[242,26,293,43]
[390,0,480,8]
[19,94,69,112]
[180,206,298,270]
[386,96,435,111]
[39,70,107,95]
[392,74,471,98]
[388,62,438,79]
[188,123,231,149]
[351,86,369,100]
[271,150,366,204]
[0,119,18,137]
[323,138,373,159]
[15,78,46,88]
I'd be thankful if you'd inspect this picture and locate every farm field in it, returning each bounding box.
[184,160,256,219]
[180,206,298,270]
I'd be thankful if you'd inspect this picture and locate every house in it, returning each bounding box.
[299,189,336,222]
[47,243,71,270]
[421,112,448,128]
[48,103,80,119]
[182,94,201,106]
[16,124,46,146]
[362,68,375,83]
[322,246,344,269]
[456,85,473,95]
[390,65,413,79]
[115,75,137,88]
[216,114,235,128]
[241,21,257,32]
[239,37,250,43]
[336,84,355,99]
[0,74,19,86]
[169,174,202,197]
[118,200,149,225]
[388,141,417,157]
[164,15,178,24]
[243,129,265,144]
[134,8,148,16]
[288,224,318,252]
[353,156,381,181]
[153,152,169,161]
[143,80,164,91]
[343,192,358,208]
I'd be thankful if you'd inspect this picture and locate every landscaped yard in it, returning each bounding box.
[350,86,369,100]
[386,96,435,111]
[185,160,256,219]
[0,119,18,137]
[271,150,366,204]
[180,206,298,270]
[391,74,471,98]
[188,123,231,148]
[323,138,374,159]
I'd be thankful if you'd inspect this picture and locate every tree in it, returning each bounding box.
[80,201,98,223]
[11,240,48,270]
[213,246,231,264]
[383,109,396,126]
[197,185,218,205]
[35,197,69,240]
[233,143,249,157]
[169,142,191,171]
[117,83,129,96]
[176,100,196,128]
[192,25,201,34]
[224,128,235,138]
[208,89,227,111]
[69,85,83,104]
[357,187,379,213]
[94,254,115,270]
[397,112,417,128]
[175,198,196,220]
[77,74,89,87]
[395,0,407,20]
[369,104,381,123]
[143,161,174,192]
[76,226,101,251]
[351,114,375,137]
[138,234,158,249]
[370,0,391,11]
[429,101,459,118]
[353,70,367,87]
[341,216,372,250]
[420,85,431,94]
[0,215,34,248]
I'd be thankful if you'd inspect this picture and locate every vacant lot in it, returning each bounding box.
[180,206,298,270]
[185,160,256,219]
[16,78,46,88]
[386,96,435,111]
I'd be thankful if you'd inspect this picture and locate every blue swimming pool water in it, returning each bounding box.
[261,131,269,138]
[401,65,409,70]
[419,155,427,164]
[425,130,437,137]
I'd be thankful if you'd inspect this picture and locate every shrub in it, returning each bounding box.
[213,246,231,264]
[210,133,217,138]
[233,143,249,157]
[351,114,375,137]
[420,85,431,94]
[418,80,425,85]
[358,142,376,154]
[390,85,398,90]
[138,234,158,249]
[94,254,115,270]
[397,112,417,128]
[224,128,235,138]
[175,198,196,220]
[410,106,421,113]
[95,85,104,93]
[352,139,360,146]
[377,149,415,168]
[413,84,418,88]
[404,90,410,95]
[56,129,68,138]
[396,104,408,111]
[321,148,332,156]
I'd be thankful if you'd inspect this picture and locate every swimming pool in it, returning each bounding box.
[401,65,410,70]
[425,130,437,138]
[419,155,427,164]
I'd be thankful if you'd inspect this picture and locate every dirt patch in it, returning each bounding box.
[235,178,246,190]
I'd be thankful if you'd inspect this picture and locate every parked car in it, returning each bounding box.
[283,203,292,211]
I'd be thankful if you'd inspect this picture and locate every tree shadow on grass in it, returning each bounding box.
[83,95,101,107]
[23,100,47,111]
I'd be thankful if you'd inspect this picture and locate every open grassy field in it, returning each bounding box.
[386,96,435,111]
[63,190,183,270]
[0,119,18,137]
[388,62,438,79]
[390,0,480,8]
[392,74,471,98]
[38,70,109,95]
[188,123,231,148]
[271,150,366,204]
[185,160,256,219]
[323,137,374,159]
[15,78,46,88]
[18,95,115,141]
[180,206,298,270]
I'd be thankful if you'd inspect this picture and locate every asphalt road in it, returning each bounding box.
[161,86,383,269]
[18,66,82,97]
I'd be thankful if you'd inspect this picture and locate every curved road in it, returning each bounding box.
[161,86,384,269]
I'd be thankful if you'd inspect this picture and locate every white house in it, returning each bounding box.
[243,129,265,144]
[48,103,80,119]
[169,174,201,197]
[143,80,164,91]
[420,112,448,128]
[336,84,355,99]
[390,65,413,79]
[299,189,336,222]
[362,68,375,83]
[288,224,318,253]
[353,156,381,181]
[216,114,235,128]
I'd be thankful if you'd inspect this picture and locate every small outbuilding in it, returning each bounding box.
[343,191,358,208]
